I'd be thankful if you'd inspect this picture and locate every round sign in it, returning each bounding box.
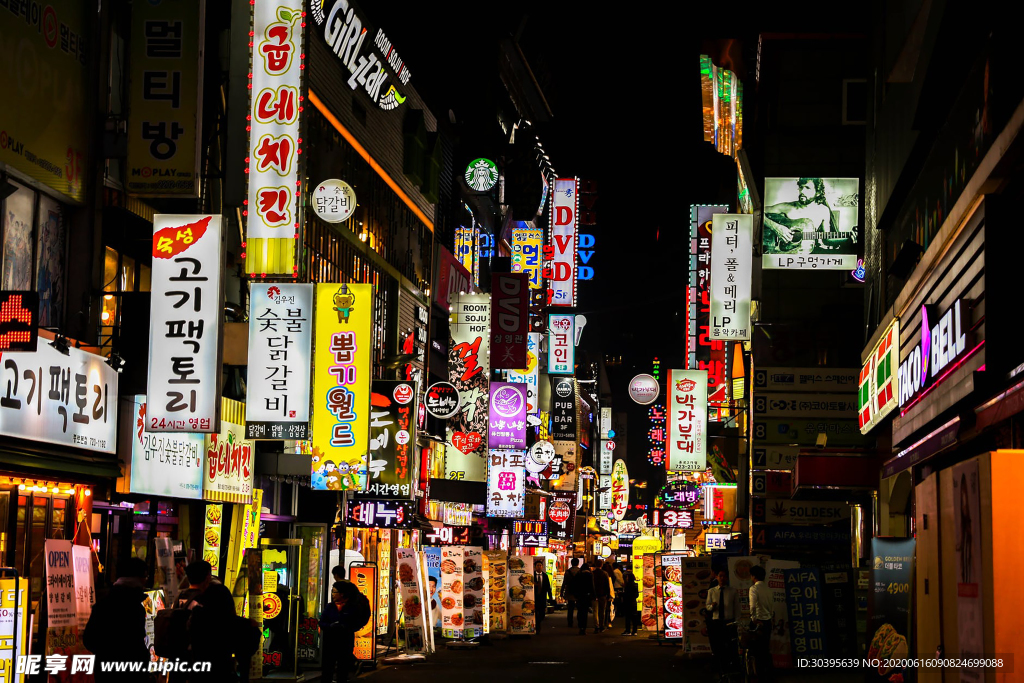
[554,378,574,399]
[262,592,283,620]
[395,430,410,445]
[424,382,461,419]
[526,441,556,474]
[605,440,616,451]
[628,374,660,405]
[491,384,524,418]
[393,383,414,405]
[464,158,498,192]
[548,500,571,524]
[312,179,357,223]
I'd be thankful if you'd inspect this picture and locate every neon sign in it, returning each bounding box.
[897,299,970,408]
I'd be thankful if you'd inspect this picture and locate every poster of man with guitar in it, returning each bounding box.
[762,177,860,270]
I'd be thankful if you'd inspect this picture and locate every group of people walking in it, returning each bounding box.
[559,558,640,635]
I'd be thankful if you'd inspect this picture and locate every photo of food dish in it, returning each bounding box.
[398,563,414,582]
[450,613,463,627]
[664,583,682,598]
[206,506,221,524]
[508,557,525,570]
[464,558,478,574]
[665,615,684,631]
[642,594,657,608]
[203,550,217,565]
[521,599,535,614]
[684,599,701,610]
[404,596,422,618]
[441,597,456,610]
[641,614,657,628]
[204,528,220,547]
[733,560,752,580]
[466,577,484,591]
[664,566,682,583]
[493,564,506,577]
[698,588,709,601]
[492,601,506,614]
[665,597,684,615]
[441,559,457,574]
[492,576,506,589]
[867,623,908,673]
[695,569,712,581]
[510,616,526,629]
[510,586,525,600]
[643,575,656,588]
[450,580,463,594]
[464,594,477,609]
[518,574,534,587]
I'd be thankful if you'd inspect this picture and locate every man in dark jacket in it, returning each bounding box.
[572,564,596,635]
[83,557,151,682]
[320,578,371,682]
[188,577,241,681]
[593,561,612,633]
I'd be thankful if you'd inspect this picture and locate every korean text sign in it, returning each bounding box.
[506,332,540,414]
[667,369,708,471]
[204,420,255,503]
[246,283,313,439]
[511,223,544,289]
[445,293,491,481]
[548,178,578,306]
[783,568,826,657]
[488,382,527,450]
[0,343,117,453]
[147,214,224,432]
[311,283,374,491]
[490,273,529,369]
[610,459,629,521]
[486,450,526,518]
[550,377,577,441]
[350,566,377,660]
[710,214,752,340]
[762,178,860,270]
[547,314,575,374]
[127,395,204,498]
[688,205,728,368]
[362,380,418,498]
[247,0,304,238]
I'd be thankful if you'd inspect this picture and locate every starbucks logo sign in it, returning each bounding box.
[464,158,498,192]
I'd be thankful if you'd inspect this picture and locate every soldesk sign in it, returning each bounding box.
[897,298,972,408]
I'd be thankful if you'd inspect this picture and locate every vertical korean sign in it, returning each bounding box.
[446,293,490,481]
[551,377,578,491]
[667,369,708,471]
[688,205,728,367]
[548,178,578,306]
[709,214,752,340]
[610,459,629,521]
[126,0,204,196]
[246,283,313,439]
[362,380,417,498]
[486,451,526,518]
[246,0,304,274]
[147,214,224,432]
[511,223,544,289]
[490,273,529,369]
[783,568,826,658]
[350,566,377,660]
[1,577,28,683]
[507,332,541,414]
[44,540,76,658]
[547,314,575,374]
[311,284,374,491]
[488,383,527,450]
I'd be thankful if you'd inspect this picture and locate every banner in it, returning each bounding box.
[488,383,527,450]
[511,224,544,289]
[396,549,427,652]
[667,369,708,471]
[124,396,204,498]
[246,283,313,439]
[463,547,485,638]
[350,566,377,660]
[954,459,984,683]
[611,459,629,521]
[660,554,684,639]
[762,177,860,270]
[44,539,76,659]
[423,547,442,629]
[72,545,95,632]
[439,547,465,639]
[490,273,529,369]
[548,178,578,306]
[203,419,255,503]
[681,557,712,654]
[126,0,204,196]
[311,283,374,491]
[867,538,914,683]
[767,559,800,668]
[485,551,508,633]
[147,214,224,432]
[508,554,536,634]
[783,568,826,658]
[507,333,541,414]
[202,504,223,573]
[445,293,491,481]
[709,214,752,340]
[0,577,29,683]
[688,205,729,368]
[547,314,575,374]
[359,380,417,498]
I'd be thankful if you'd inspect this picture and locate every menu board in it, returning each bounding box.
[640,554,656,631]
[439,547,465,638]
[463,547,485,637]
[423,547,442,629]
[484,550,508,633]
[481,558,490,635]
[203,504,224,574]
[349,566,377,661]
[653,554,666,634]
[767,559,800,668]
[681,557,712,654]
[507,554,535,634]
[632,556,644,612]
[660,554,684,639]
[396,548,427,653]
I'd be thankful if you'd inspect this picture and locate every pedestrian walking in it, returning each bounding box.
[82,557,151,682]
[593,562,611,633]
[748,565,774,682]
[621,571,640,635]
[533,559,553,633]
[560,558,581,627]
[320,578,372,682]
[188,576,247,681]
[603,562,618,628]
[706,569,737,675]
[572,563,596,635]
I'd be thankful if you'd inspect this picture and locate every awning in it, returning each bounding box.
[0,446,122,480]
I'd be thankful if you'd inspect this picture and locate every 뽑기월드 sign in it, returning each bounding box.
[506,333,540,414]
[147,214,224,432]
[125,395,204,499]
[311,283,374,491]
[667,369,708,471]
[709,214,752,340]
[361,380,417,498]
[0,343,118,453]
[246,283,313,439]
[547,314,575,374]
[488,382,527,450]
[445,293,491,481]
[486,451,526,518]
[490,273,528,369]
[762,178,859,270]
[548,178,578,306]
[204,419,255,503]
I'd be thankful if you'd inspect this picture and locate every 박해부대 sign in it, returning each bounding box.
[710,213,752,340]
[667,369,708,471]
[147,214,223,432]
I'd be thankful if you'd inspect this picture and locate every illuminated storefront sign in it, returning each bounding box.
[0,290,38,352]
[667,370,708,472]
[709,214,752,340]
[659,480,701,510]
[488,382,527,450]
[610,459,629,521]
[761,177,860,271]
[512,520,546,536]
[599,439,614,475]
[688,205,731,410]
[125,395,204,499]
[647,402,667,467]
[445,293,491,481]
[440,502,473,526]
[204,417,255,503]
[360,380,417,498]
[486,450,526,518]
[550,378,577,441]
[345,500,417,529]
[705,533,730,551]
[629,374,660,405]
[312,179,357,223]
[310,283,374,491]
[507,332,540,414]
[491,273,529,369]
[547,178,578,306]
[424,382,460,419]
[898,299,971,408]
[147,214,223,432]
[464,158,498,191]
[350,565,377,660]
[547,314,575,374]
[703,485,738,524]
[650,509,694,528]
[511,223,544,289]
[577,233,595,281]
[454,225,477,286]
[858,318,899,433]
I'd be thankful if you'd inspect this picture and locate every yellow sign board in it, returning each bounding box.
[0,578,29,683]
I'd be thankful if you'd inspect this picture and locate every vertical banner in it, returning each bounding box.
[350,566,377,661]
[423,547,443,629]
[246,283,313,439]
[72,545,95,632]
[147,214,224,432]
[376,531,391,636]
[681,557,712,654]
[610,459,629,521]
[709,214,752,340]
[488,383,527,450]
[361,380,417,497]
[511,224,544,289]
[311,283,374,491]
[667,369,708,471]
[203,503,223,574]
[486,451,526,518]
[463,547,485,638]
[547,314,575,374]
[154,538,178,607]
[396,548,427,652]
[867,538,913,682]
[640,554,656,631]
[767,559,801,668]
[660,554,684,639]
[548,178,578,306]
[445,293,491,481]
[0,578,29,683]
[507,333,541,414]
[508,555,536,634]
[439,547,465,639]
[547,493,576,542]
[126,0,204,196]
[783,568,827,658]
[632,556,644,613]
[484,551,508,633]
[44,540,76,658]
[550,377,577,440]
[954,460,984,682]
[688,205,729,368]
[490,273,529,369]
[551,441,578,492]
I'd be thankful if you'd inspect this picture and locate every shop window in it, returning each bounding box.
[12,491,73,602]
[99,245,151,353]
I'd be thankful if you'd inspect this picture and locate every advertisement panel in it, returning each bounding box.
[396,548,428,652]
[547,493,576,541]
[688,205,729,367]
[350,566,377,660]
[0,343,118,453]
[439,546,464,639]
[767,559,800,668]
[953,461,984,681]
[44,539,76,660]
[490,273,528,369]
[202,504,223,573]
[488,383,527,450]
[762,177,859,270]
[506,333,540,414]
[147,214,224,432]
[360,380,417,498]
[433,244,472,309]
[709,214,752,340]
[550,377,577,440]
[511,224,544,289]
[783,568,826,658]
[667,369,708,471]
[246,283,313,439]
[311,283,374,491]
[610,459,629,521]
[754,367,859,393]
[660,554,684,639]
[751,499,850,526]
[126,395,204,498]
[126,0,204,196]
[508,555,536,634]
[548,178,578,306]
[445,293,491,481]
[753,393,857,419]
[681,557,712,654]
[599,439,614,475]
[547,314,575,374]
[486,451,526,518]
[484,550,508,633]
[640,554,656,631]
[551,441,578,492]
[203,419,255,503]
[859,318,899,433]
[463,547,485,638]
[753,418,864,447]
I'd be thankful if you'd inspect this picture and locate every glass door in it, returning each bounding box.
[260,539,301,680]
[294,523,326,668]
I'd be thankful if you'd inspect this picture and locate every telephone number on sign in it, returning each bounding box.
[798,659,1007,670]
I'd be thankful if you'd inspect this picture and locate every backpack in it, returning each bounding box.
[349,591,371,633]
[153,593,200,659]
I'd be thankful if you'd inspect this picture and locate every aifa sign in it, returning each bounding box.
[897,299,971,408]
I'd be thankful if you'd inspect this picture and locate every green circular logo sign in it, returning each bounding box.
[464,158,498,192]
